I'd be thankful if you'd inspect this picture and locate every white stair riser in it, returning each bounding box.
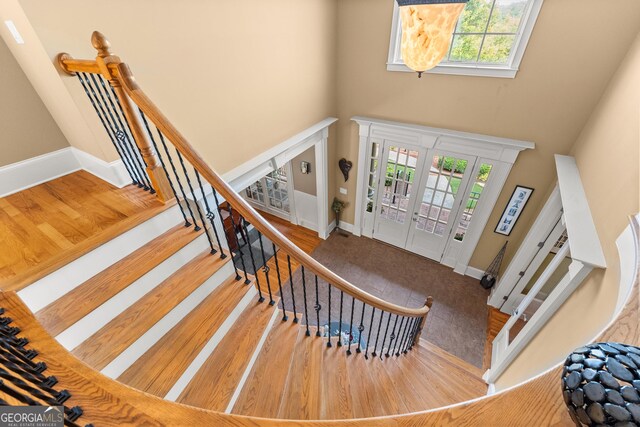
[163,286,259,401]
[18,205,183,312]
[56,234,210,350]
[100,261,239,379]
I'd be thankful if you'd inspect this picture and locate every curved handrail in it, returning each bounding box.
[5,215,638,425]
[55,31,429,319]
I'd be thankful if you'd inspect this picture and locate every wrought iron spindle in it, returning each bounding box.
[409,317,421,350]
[89,73,151,190]
[212,189,248,283]
[326,284,332,348]
[364,307,376,359]
[257,232,275,305]
[76,73,140,186]
[394,317,407,356]
[346,297,355,356]
[314,275,321,337]
[157,131,196,227]
[241,218,265,303]
[286,255,298,323]
[301,266,310,336]
[337,290,344,347]
[403,318,417,354]
[174,150,216,252]
[372,310,385,357]
[97,75,154,192]
[193,170,227,257]
[272,244,288,321]
[391,316,404,356]
[384,314,399,358]
[0,352,57,394]
[139,111,190,226]
[356,302,366,354]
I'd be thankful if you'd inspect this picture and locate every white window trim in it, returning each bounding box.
[386,0,545,79]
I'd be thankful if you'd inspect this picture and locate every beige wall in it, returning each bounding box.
[496,31,640,390]
[18,0,338,173]
[292,146,317,196]
[335,0,640,270]
[0,36,68,167]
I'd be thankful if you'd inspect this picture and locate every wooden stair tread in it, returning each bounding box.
[277,326,324,419]
[418,339,486,379]
[345,352,390,418]
[366,356,409,415]
[116,275,251,397]
[2,194,175,293]
[232,312,301,417]
[71,250,230,370]
[177,298,278,411]
[320,338,353,420]
[36,223,201,336]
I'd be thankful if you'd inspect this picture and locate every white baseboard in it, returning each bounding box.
[0,148,79,197]
[334,221,355,234]
[465,266,485,280]
[0,147,132,198]
[72,148,131,188]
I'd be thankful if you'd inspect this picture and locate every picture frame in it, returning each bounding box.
[494,185,534,236]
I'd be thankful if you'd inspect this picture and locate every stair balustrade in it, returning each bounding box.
[56,31,432,361]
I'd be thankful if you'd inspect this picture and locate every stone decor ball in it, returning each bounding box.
[562,342,640,426]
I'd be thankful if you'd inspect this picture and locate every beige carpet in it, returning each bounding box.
[305,232,490,368]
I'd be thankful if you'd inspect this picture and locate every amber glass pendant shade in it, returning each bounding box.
[398,1,467,74]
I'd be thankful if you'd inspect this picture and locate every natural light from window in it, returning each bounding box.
[387,0,544,78]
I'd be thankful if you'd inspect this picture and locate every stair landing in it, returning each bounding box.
[0,171,170,292]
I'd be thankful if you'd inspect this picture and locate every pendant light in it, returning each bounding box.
[397,0,469,77]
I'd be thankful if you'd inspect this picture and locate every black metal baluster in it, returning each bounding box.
[391,316,404,356]
[272,244,288,321]
[364,307,376,359]
[326,285,332,348]
[314,275,321,337]
[174,150,216,253]
[337,291,344,347]
[257,232,275,305]
[76,73,139,186]
[241,218,264,303]
[301,266,310,336]
[346,297,355,356]
[372,310,385,357]
[394,317,408,356]
[89,73,151,191]
[98,75,154,192]
[409,317,422,350]
[157,131,196,228]
[212,189,248,283]
[193,170,227,257]
[403,318,417,354]
[385,315,399,358]
[356,302,366,354]
[139,110,190,227]
[286,255,298,323]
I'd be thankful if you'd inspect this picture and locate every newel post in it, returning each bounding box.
[91,31,173,203]
[414,296,433,345]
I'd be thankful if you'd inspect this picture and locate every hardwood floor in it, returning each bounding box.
[0,171,169,291]
[483,307,526,371]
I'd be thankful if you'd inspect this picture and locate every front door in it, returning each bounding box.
[372,142,428,248]
[405,151,477,261]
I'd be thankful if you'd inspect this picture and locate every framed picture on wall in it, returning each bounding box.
[494,186,534,236]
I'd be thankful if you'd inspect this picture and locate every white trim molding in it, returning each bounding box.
[222,118,337,240]
[352,116,534,274]
[0,147,133,198]
[387,0,545,78]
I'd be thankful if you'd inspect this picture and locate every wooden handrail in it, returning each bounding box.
[56,31,429,319]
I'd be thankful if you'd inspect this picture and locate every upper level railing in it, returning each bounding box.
[56,32,431,359]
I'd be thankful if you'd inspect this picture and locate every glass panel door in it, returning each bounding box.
[405,150,476,261]
[372,141,428,249]
[264,166,290,214]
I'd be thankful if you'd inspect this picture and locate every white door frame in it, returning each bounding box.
[223,118,335,239]
[352,116,534,275]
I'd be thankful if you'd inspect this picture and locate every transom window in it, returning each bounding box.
[387,0,544,78]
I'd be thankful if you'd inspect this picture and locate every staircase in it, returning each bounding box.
[0,31,488,425]
[10,200,486,421]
